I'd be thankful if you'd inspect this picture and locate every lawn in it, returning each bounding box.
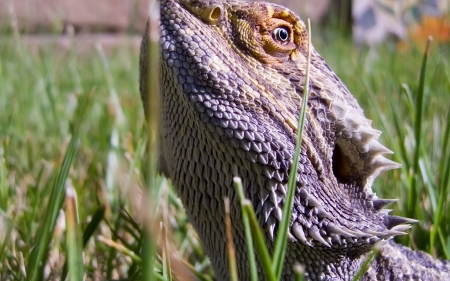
[0,25,449,279]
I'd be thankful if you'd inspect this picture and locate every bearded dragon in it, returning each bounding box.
[139,0,450,279]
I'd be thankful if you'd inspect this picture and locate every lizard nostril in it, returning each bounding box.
[201,5,222,25]
[210,6,222,20]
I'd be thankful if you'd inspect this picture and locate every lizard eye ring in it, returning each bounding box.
[273,27,290,43]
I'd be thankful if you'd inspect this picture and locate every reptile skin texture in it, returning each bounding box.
[139,0,450,280]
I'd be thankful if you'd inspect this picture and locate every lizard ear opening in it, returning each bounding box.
[332,143,351,183]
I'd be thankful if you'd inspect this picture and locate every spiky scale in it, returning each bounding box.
[309,226,331,247]
[292,223,310,246]
[372,199,398,211]
[384,215,419,229]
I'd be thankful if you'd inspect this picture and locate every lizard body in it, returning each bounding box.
[139,0,450,279]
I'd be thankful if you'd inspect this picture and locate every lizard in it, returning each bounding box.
[139,0,450,280]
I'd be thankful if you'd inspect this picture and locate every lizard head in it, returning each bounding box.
[154,0,416,255]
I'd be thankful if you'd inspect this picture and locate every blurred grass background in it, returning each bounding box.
[0,4,450,280]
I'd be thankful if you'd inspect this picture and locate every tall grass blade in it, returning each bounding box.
[431,109,450,253]
[351,246,379,281]
[180,260,214,281]
[160,221,173,281]
[235,174,275,281]
[26,92,92,281]
[234,177,258,281]
[224,198,238,281]
[106,206,121,280]
[272,19,312,279]
[0,212,12,263]
[242,202,277,281]
[82,206,106,246]
[141,1,160,279]
[65,185,84,280]
[418,159,437,212]
[407,38,432,220]
[61,205,105,280]
[293,264,305,281]
[401,83,416,119]
[97,235,143,264]
[438,228,450,259]
[387,85,409,167]
[0,146,8,210]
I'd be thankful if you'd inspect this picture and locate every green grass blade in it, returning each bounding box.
[61,205,105,280]
[351,246,379,281]
[142,215,156,280]
[242,202,277,281]
[235,174,275,281]
[97,235,143,264]
[272,19,312,279]
[388,85,410,167]
[0,211,12,263]
[418,158,437,212]
[141,2,160,279]
[224,198,238,281]
[26,92,92,281]
[431,108,450,253]
[26,143,77,280]
[161,222,173,281]
[180,260,214,281]
[0,146,8,210]
[407,38,432,220]
[401,83,416,120]
[438,69,450,185]
[294,264,305,281]
[438,228,450,259]
[82,206,106,247]
[65,185,84,280]
[234,177,258,281]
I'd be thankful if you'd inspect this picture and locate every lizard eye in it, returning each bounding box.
[273,27,290,43]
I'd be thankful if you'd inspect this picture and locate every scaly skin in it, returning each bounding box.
[139,0,450,280]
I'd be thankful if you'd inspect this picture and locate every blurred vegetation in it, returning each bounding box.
[0,16,449,280]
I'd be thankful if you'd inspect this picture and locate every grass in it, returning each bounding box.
[0,21,449,281]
